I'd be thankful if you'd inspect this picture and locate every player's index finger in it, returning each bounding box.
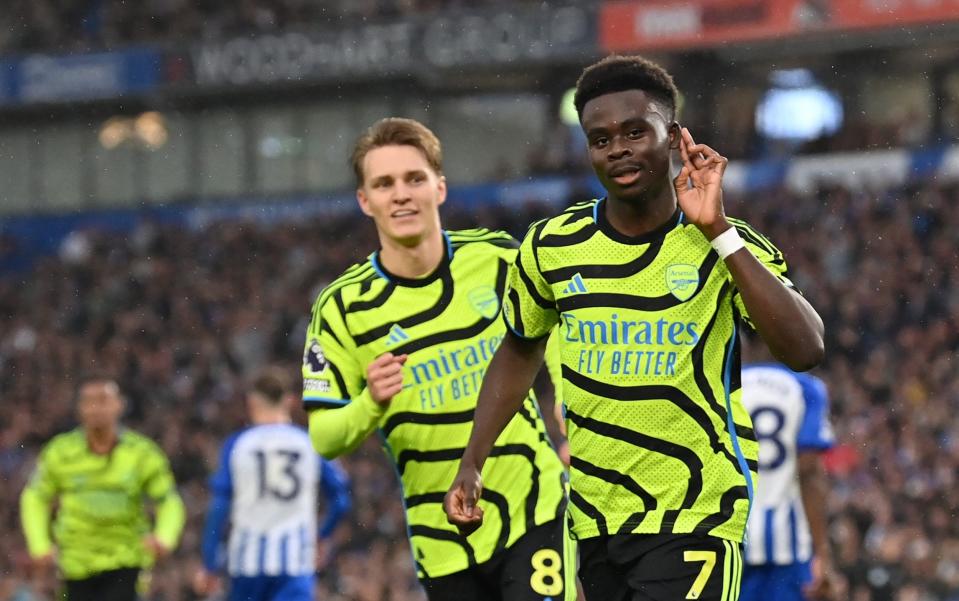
[373,351,395,364]
[380,362,405,377]
[696,144,717,157]
[679,135,691,163]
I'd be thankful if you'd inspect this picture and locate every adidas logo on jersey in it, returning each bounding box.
[561,273,588,295]
[385,324,410,347]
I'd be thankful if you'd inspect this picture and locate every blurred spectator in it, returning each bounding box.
[1,181,958,599]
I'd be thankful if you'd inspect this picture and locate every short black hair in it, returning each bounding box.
[250,367,291,406]
[73,372,121,406]
[574,55,680,121]
[75,371,120,391]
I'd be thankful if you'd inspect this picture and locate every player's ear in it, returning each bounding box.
[668,122,682,150]
[356,187,374,217]
[436,174,447,207]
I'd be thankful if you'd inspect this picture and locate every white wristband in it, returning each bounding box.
[710,227,745,260]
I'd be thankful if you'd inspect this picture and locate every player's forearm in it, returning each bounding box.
[308,389,385,459]
[19,487,54,557]
[799,453,833,562]
[318,464,352,538]
[461,333,545,470]
[724,246,824,370]
[319,493,350,539]
[201,491,231,570]
[532,368,565,447]
[153,490,186,550]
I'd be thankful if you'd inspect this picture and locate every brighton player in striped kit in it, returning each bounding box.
[740,332,842,600]
[194,368,351,601]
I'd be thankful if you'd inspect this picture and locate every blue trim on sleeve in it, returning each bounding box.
[303,397,351,409]
[501,312,550,342]
[318,459,352,539]
[796,373,834,451]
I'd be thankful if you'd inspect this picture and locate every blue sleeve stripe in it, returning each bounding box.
[303,397,350,408]
[763,508,775,564]
[279,533,289,575]
[788,504,799,562]
[256,535,268,575]
[797,440,834,451]
[796,374,834,450]
[502,313,548,341]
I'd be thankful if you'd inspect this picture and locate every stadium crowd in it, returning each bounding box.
[0,179,958,601]
[0,0,542,54]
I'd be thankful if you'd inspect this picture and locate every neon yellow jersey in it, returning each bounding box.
[20,429,185,580]
[302,229,566,579]
[504,199,793,543]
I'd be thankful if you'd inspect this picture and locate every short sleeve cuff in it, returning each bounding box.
[304,388,386,418]
[503,313,550,341]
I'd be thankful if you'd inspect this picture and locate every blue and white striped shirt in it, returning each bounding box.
[742,364,834,566]
[201,424,350,576]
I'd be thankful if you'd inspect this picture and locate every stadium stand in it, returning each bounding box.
[2,1,959,599]
[0,0,543,53]
[1,180,958,600]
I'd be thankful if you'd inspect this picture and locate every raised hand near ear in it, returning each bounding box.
[673,127,730,240]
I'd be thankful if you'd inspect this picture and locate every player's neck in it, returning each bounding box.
[605,189,677,238]
[377,228,445,280]
[85,426,118,455]
[251,407,291,425]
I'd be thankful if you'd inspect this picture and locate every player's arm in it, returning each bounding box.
[304,290,407,458]
[446,332,548,532]
[797,375,842,600]
[540,331,570,465]
[307,351,407,458]
[308,403,380,458]
[143,444,186,557]
[532,363,566,462]
[445,224,558,532]
[318,458,352,539]
[200,490,231,570]
[719,250,822,371]
[798,452,839,597]
[674,128,824,371]
[200,435,236,573]
[19,445,58,563]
